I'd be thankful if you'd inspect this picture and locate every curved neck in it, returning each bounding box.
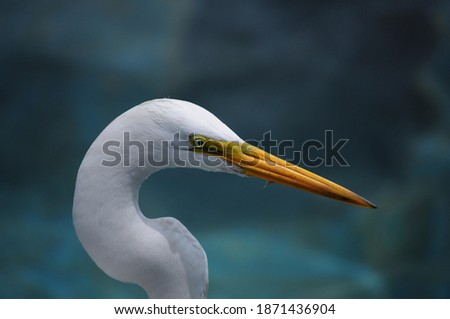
[73,142,152,285]
[72,106,207,298]
[73,106,159,232]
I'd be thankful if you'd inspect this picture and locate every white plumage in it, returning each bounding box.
[73,98,375,298]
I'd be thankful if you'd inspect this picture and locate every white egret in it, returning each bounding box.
[73,98,375,298]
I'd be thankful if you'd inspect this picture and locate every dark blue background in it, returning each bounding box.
[1,0,449,298]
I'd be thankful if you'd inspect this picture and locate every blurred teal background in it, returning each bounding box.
[1,0,450,298]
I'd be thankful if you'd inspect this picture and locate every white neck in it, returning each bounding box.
[73,104,208,298]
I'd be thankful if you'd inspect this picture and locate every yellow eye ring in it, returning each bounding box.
[190,135,207,148]
[193,138,205,147]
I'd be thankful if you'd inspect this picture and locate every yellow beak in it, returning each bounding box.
[205,140,376,208]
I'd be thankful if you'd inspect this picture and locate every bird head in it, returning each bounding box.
[140,99,375,208]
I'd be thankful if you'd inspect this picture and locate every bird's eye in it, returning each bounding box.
[191,136,207,148]
[193,139,205,147]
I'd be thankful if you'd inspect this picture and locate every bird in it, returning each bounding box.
[73,98,376,298]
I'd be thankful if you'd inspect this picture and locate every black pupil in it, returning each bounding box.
[195,139,204,147]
